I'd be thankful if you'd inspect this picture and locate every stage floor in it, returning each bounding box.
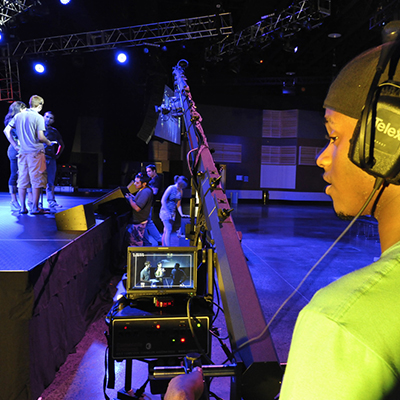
[0,191,105,272]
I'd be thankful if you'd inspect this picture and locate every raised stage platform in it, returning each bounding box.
[0,191,129,400]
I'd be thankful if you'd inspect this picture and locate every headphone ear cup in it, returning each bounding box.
[349,81,400,184]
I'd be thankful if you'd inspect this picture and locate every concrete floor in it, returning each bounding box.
[38,200,381,399]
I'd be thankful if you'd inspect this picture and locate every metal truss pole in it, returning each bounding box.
[205,0,331,61]
[5,13,233,59]
[0,44,20,101]
[0,0,33,27]
[0,13,232,102]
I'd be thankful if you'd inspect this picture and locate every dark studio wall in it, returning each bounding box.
[197,104,327,193]
[199,104,262,191]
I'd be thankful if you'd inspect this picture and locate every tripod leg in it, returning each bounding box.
[125,359,133,392]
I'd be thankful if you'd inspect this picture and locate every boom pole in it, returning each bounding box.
[172,59,282,399]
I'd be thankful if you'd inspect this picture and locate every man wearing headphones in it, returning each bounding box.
[279,39,400,399]
[163,31,400,400]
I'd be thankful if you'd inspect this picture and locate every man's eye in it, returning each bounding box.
[325,134,338,144]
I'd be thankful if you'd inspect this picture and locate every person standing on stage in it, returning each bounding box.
[124,174,153,246]
[43,111,65,212]
[4,95,58,215]
[170,263,187,286]
[143,164,163,246]
[155,261,166,284]
[140,261,152,282]
[3,101,27,212]
[159,175,190,246]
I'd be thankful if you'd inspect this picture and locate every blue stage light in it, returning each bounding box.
[143,47,149,54]
[34,63,45,74]
[116,52,128,64]
[60,0,71,4]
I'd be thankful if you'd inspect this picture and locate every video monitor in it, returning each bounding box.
[153,85,182,145]
[126,247,198,300]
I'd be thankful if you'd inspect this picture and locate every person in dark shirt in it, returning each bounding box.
[143,164,162,246]
[170,263,187,286]
[125,174,153,246]
[43,111,65,212]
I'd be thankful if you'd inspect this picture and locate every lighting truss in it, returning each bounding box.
[205,0,331,62]
[0,0,33,27]
[369,0,400,30]
[7,13,233,59]
[0,13,232,101]
[0,44,20,101]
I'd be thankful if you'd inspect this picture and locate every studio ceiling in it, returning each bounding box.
[2,0,396,108]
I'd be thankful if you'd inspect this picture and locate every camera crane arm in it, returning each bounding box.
[171,59,282,399]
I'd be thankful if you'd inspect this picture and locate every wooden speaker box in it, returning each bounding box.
[55,203,95,231]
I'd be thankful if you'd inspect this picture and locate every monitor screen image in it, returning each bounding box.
[126,247,198,299]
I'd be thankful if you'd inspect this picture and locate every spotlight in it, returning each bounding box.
[34,63,45,74]
[283,40,299,53]
[143,47,150,54]
[282,75,296,95]
[161,45,167,52]
[60,0,71,4]
[116,52,128,64]
[252,54,264,65]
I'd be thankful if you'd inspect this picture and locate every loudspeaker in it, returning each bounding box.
[55,203,95,231]
[93,186,136,215]
[349,21,400,184]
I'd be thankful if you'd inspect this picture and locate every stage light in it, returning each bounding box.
[282,78,296,95]
[283,40,299,53]
[143,47,149,54]
[116,52,128,64]
[34,63,45,74]
[60,0,71,4]
[161,45,167,52]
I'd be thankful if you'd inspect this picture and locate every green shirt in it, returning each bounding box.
[280,241,400,399]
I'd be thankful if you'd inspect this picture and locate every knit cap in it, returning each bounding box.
[323,43,400,120]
